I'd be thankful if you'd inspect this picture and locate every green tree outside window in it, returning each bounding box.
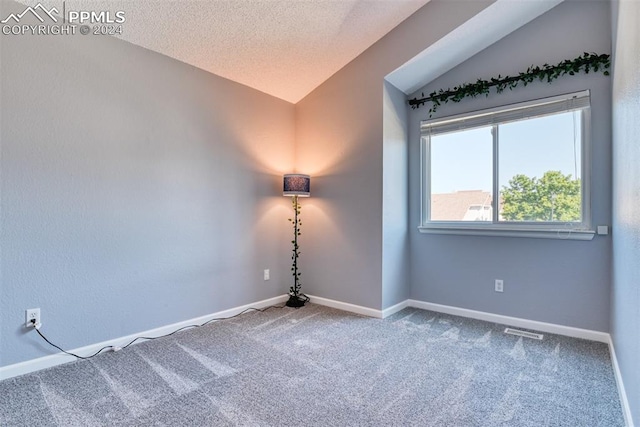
[501,171,581,222]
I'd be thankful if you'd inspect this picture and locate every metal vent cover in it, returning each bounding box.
[504,328,544,340]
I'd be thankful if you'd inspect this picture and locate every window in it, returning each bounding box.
[420,91,594,240]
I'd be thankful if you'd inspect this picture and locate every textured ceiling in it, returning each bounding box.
[33,0,431,103]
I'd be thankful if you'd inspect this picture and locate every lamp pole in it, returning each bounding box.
[292,195,300,295]
[287,195,306,307]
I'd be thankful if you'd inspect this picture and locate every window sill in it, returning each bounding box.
[417,226,595,240]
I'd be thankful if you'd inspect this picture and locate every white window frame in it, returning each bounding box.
[419,91,594,240]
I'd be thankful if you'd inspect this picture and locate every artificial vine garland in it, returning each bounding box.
[408,52,610,115]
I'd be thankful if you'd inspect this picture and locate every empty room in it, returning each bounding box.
[0,0,638,425]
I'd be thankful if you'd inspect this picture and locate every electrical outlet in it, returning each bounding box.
[495,280,504,293]
[25,308,41,328]
[263,269,270,281]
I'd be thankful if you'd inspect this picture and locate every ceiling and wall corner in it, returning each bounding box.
[294,0,499,310]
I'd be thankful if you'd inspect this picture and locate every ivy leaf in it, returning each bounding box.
[406,53,611,111]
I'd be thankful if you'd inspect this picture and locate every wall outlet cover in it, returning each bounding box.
[25,308,40,327]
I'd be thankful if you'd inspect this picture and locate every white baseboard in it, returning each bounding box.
[306,296,610,343]
[382,300,410,318]
[0,294,289,381]
[609,339,635,427]
[306,295,410,319]
[306,294,384,318]
[406,300,610,343]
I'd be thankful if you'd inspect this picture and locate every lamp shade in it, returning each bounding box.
[283,174,310,197]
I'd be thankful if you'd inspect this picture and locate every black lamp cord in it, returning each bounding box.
[29,305,285,360]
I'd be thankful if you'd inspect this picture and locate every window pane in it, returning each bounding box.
[498,112,582,222]
[430,126,493,221]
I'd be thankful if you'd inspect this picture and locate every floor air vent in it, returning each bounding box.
[504,328,544,340]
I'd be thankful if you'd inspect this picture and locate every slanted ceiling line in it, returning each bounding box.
[386,0,564,95]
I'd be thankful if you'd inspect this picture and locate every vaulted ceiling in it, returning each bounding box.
[22,0,564,103]
[34,0,430,103]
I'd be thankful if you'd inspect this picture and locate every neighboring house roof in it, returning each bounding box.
[431,190,493,221]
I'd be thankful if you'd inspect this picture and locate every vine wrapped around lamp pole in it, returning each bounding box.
[283,174,311,308]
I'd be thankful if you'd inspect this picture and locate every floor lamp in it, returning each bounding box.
[283,174,311,308]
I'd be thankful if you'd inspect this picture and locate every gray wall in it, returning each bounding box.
[611,0,640,423]
[382,80,410,308]
[408,1,613,331]
[295,0,495,310]
[0,0,295,367]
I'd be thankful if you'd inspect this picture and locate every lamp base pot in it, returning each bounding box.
[285,295,306,308]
